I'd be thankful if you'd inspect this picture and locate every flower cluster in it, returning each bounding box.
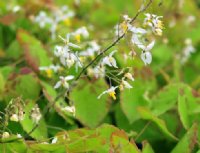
[180,38,195,64]
[7,98,25,122]
[30,104,42,124]
[38,10,164,113]
[34,6,75,39]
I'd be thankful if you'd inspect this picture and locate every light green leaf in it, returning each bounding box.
[137,107,178,141]
[70,79,110,128]
[20,101,47,140]
[178,84,200,129]
[171,123,198,153]
[151,83,179,116]
[142,141,155,153]
[121,78,156,123]
[17,29,52,71]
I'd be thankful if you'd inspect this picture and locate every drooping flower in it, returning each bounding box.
[124,73,134,81]
[71,27,89,43]
[54,75,74,89]
[30,104,42,124]
[181,38,195,64]
[141,51,152,65]
[2,132,10,139]
[51,137,58,144]
[144,13,164,36]
[119,79,133,91]
[87,65,105,79]
[39,64,62,78]
[102,50,118,68]
[98,86,118,100]
[63,106,76,116]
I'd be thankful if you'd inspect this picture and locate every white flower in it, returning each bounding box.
[54,75,74,89]
[144,13,164,36]
[60,35,80,49]
[129,26,147,34]
[35,11,52,28]
[87,65,105,79]
[98,86,118,100]
[2,132,10,139]
[141,51,152,65]
[123,14,131,22]
[72,27,89,42]
[181,38,195,64]
[51,137,58,144]
[120,80,133,91]
[124,73,134,81]
[63,106,76,116]
[102,51,118,68]
[10,114,19,122]
[31,104,42,124]
[138,40,155,51]
[17,134,22,138]
[39,64,61,78]
[80,41,100,57]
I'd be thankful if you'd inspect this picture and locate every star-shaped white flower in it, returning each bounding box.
[98,86,118,100]
[54,75,74,89]
[102,50,118,68]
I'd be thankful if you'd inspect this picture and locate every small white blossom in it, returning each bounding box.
[31,104,42,124]
[102,50,118,68]
[141,51,152,65]
[181,38,195,64]
[34,11,52,28]
[17,134,22,138]
[98,86,118,100]
[2,132,10,139]
[124,73,134,81]
[63,106,76,116]
[120,79,133,91]
[87,65,105,79]
[80,41,100,57]
[144,13,164,36]
[72,27,89,42]
[51,137,58,144]
[54,75,74,89]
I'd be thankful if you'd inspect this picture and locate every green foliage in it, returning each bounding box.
[70,79,110,128]
[0,0,200,152]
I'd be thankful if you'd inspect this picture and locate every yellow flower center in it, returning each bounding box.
[157,20,164,29]
[64,18,71,26]
[45,69,53,78]
[121,21,128,33]
[109,91,116,100]
[75,34,81,43]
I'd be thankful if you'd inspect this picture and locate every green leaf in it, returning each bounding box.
[15,74,41,100]
[41,81,75,124]
[151,83,179,116]
[0,135,27,153]
[29,143,65,152]
[0,72,5,95]
[70,79,110,128]
[142,141,155,153]
[137,107,178,141]
[110,131,140,153]
[4,74,41,102]
[17,29,52,71]
[178,84,200,129]
[171,123,198,153]
[121,78,156,123]
[6,40,22,59]
[20,101,47,140]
